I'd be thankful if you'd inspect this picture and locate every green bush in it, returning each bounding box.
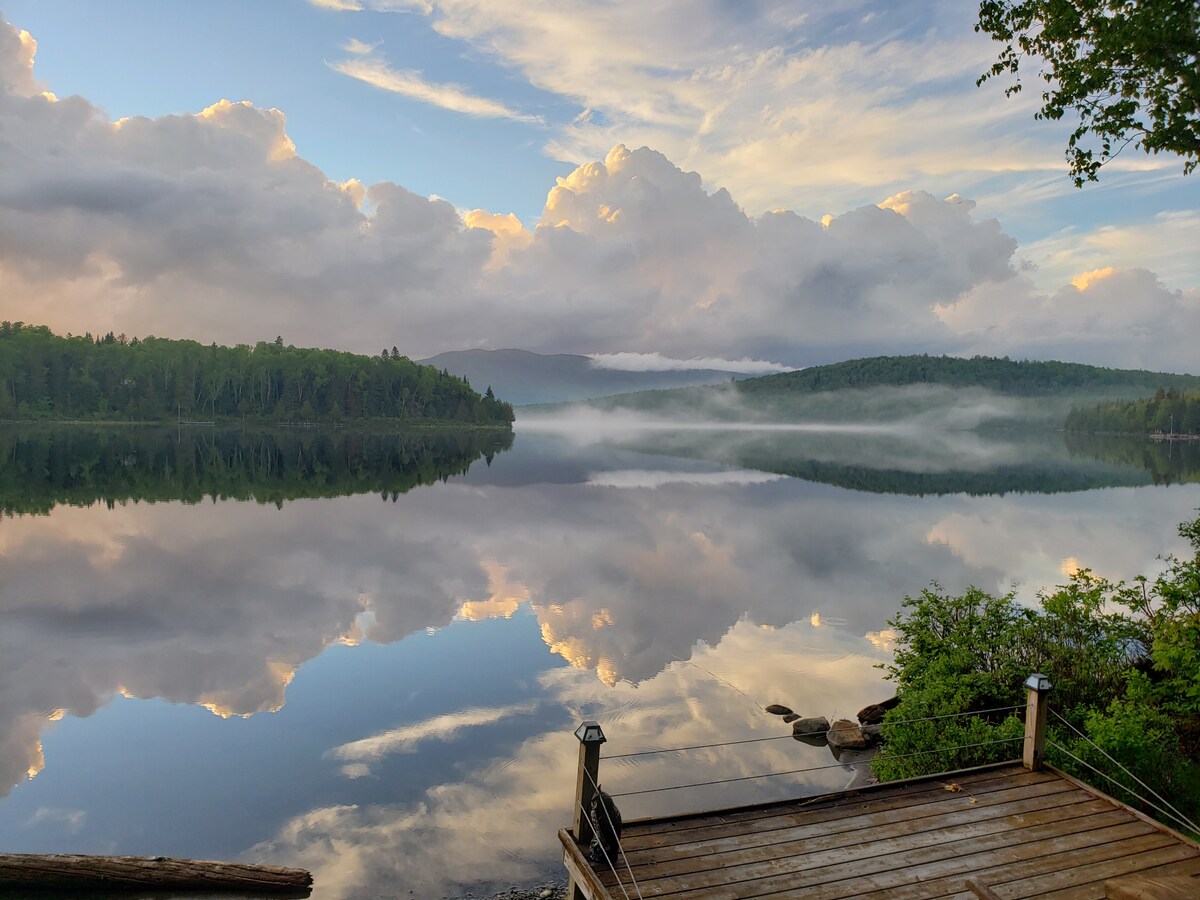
[872,516,1200,833]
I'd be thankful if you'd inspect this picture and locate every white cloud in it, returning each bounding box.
[330,53,541,123]
[1,16,1197,372]
[341,38,379,55]
[329,702,539,763]
[585,469,786,489]
[588,352,792,374]
[27,807,87,834]
[310,0,364,10]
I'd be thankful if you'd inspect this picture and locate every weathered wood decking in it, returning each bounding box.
[560,762,1200,899]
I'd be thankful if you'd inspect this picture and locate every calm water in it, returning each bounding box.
[0,425,1197,898]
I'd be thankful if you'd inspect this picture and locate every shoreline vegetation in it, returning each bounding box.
[870,514,1200,838]
[0,323,515,428]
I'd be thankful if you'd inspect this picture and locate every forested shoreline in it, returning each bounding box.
[1066,388,1200,436]
[741,354,1200,397]
[0,323,514,426]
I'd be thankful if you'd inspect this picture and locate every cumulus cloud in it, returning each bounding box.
[0,15,1197,371]
[937,267,1200,371]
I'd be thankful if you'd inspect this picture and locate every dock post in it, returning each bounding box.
[1023,673,1052,771]
[568,721,606,900]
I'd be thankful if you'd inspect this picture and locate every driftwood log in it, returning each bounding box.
[0,853,312,895]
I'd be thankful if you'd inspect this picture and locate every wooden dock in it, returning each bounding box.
[560,761,1200,898]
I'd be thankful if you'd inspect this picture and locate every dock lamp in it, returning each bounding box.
[1023,673,1052,771]
[574,721,607,745]
[571,721,607,853]
[1024,674,1052,693]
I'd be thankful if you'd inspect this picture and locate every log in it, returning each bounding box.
[0,853,312,895]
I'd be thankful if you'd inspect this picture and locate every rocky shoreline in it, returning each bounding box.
[449,880,566,900]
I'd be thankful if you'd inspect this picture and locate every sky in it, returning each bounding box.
[1,1,1198,372]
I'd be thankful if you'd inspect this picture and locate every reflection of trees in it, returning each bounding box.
[0,427,513,514]
[1064,433,1200,487]
[614,431,1165,496]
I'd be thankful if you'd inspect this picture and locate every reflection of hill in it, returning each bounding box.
[1064,433,1200,487]
[0,427,513,514]
[610,430,1185,496]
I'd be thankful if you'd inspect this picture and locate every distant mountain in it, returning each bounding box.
[417,349,743,405]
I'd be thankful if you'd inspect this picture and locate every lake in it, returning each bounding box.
[0,424,1197,898]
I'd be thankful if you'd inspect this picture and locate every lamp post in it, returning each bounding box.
[571,721,606,847]
[1023,673,1052,771]
[567,721,606,900]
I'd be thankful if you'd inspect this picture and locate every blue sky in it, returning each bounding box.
[2,1,1198,370]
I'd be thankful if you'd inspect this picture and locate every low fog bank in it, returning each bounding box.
[517,384,1070,437]
[514,386,1178,490]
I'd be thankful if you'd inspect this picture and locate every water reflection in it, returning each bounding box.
[0,427,513,514]
[0,428,1198,897]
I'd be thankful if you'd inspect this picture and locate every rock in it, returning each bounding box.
[782,713,800,723]
[861,724,883,746]
[765,704,794,716]
[856,696,900,725]
[791,716,829,746]
[826,719,870,750]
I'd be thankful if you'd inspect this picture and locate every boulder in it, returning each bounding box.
[791,716,829,746]
[826,719,870,751]
[861,724,883,746]
[782,713,800,723]
[765,704,794,716]
[856,696,900,725]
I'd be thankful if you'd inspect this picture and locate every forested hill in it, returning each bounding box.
[1066,389,1200,435]
[739,355,1200,398]
[0,323,514,426]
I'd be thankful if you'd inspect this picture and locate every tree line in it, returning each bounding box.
[740,354,1200,398]
[0,323,514,426]
[1066,388,1200,435]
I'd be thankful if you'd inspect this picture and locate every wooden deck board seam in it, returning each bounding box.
[602,800,1127,887]
[619,779,1079,852]
[621,765,1049,838]
[608,812,1160,897]
[614,790,1106,871]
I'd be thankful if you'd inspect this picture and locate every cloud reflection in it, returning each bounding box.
[0,432,1198,897]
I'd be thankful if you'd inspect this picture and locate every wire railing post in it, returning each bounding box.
[569,721,606,900]
[1023,673,1052,771]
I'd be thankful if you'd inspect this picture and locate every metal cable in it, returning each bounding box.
[584,766,644,900]
[1049,708,1200,835]
[604,733,793,760]
[602,705,1024,761]
[875,704,1024,728]
[1047,740,1200,836]
[610,737,1020,798]
[576,798,632,900]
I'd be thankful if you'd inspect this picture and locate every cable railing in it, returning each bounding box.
[565,674,1199,899]
[600,702,1026,762]
[1047,707,1200,836]
[565,700,1031,898]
